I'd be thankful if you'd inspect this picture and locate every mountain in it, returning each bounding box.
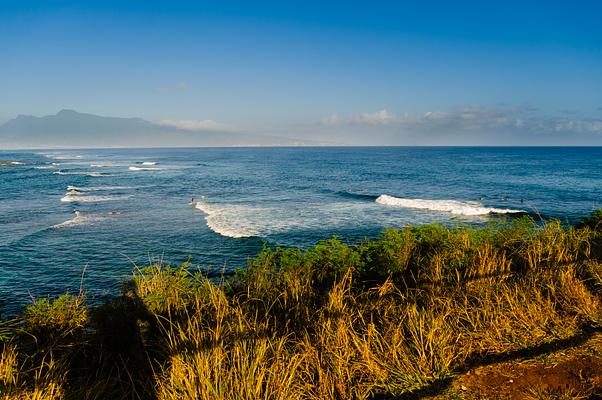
[0,110,312,148]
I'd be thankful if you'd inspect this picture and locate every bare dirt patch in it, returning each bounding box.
[455,350,602,399]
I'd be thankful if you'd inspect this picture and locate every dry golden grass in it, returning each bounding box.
[1,215,601,399]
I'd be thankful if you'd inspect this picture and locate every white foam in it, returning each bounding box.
[375,194,525,216]
[35,165,56,169]
[194,195,520,240]
[129,166,161,171]
[193,200,370,238]
[53,171,108,177]
[51,211,104,228]
[61,194,131,203]
[67,185,131,192]
[141,161,158,165]
[195,202,261,238]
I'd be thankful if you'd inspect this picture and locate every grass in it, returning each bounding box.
[1,213,601,399]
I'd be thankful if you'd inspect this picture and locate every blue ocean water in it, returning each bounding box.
[0,147,601,312]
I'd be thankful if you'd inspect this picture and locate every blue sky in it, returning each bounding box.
[1,0,602,144]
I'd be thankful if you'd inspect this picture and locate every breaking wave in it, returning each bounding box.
[193,199,375,239]
[53,171,109,177]
[194,202,261,238]
[375,194,525,216]
[128,166,161,171]
[61,191,130,202]
[51,211,103,228]
[67,185,132,192]
[337,191,379,201]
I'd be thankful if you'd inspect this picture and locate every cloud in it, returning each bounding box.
[320,114,344,126]
[322,109,396,126]
[320,106,602,135]
[358,109,396,124]
[549,119,602,133]
[158,119,227,131]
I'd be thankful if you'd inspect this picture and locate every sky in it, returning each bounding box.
[1,0,602,145]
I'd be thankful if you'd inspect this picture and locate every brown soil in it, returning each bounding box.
[454,345,602,399]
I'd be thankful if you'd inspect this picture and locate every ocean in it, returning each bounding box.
[1,147,600,312]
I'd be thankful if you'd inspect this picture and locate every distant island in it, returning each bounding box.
[0,109,315,148]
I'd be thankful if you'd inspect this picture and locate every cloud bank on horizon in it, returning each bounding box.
[158,119,229,131]
[1,1,601,145]
[321,107,602,133]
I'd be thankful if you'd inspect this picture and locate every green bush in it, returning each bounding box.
[24,293,87,337]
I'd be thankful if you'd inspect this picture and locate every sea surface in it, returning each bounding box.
[1,147,601,312]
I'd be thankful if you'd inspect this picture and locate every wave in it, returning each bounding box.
[53,171,109,177]
[51,211,103,228]
[141,161,158,165]
[61,194,131,203]
[67,185,131,192]
[195,202,260,238]
[128,166,161,171]
[375,194,525,216]
[337,191,379,201]
[34,165,56,169]
[192,200,368,239]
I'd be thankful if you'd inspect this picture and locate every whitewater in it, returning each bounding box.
[1,147,600,311]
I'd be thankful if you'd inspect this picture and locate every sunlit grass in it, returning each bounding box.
[1,213,601,399]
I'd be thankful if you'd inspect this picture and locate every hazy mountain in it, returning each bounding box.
[0,110,313,148]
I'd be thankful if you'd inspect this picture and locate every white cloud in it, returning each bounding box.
[357,109,396,124]
[320,106,602,135]
[320,114,344,126]
[321,109,396,126]
[159,119,227,131]
[552,119,602,133]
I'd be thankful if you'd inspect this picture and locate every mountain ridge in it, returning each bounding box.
[0,110,314,148]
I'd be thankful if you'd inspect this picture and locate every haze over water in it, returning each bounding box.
[1,146,600,312]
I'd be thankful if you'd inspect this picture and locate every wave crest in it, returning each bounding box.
[375,194,525,216]
[61,194,130,202]
[195,202,260,238]
[51,211,103,228]
[53,171,108,177]
[129,166,161,171]
[67,185,131,192]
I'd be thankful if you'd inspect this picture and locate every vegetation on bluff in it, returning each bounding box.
[1,213,601,399]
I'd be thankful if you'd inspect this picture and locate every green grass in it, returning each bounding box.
[1,213,601,399]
